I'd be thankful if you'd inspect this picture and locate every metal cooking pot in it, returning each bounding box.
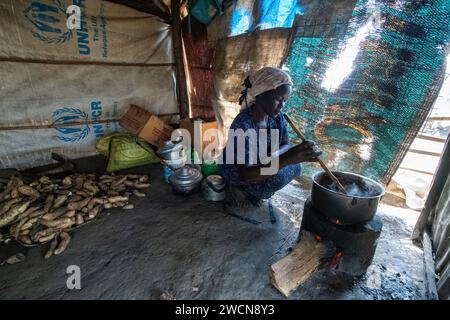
[202,175,226,201]
[157,140,185,161]
[311,171,385,225]
[169,166,203,196]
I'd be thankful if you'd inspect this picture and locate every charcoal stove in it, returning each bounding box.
[300,197,383,276]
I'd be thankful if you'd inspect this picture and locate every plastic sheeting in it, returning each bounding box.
[0,62,177,169]
[210,28,291,139]
[206,0,358,146]
[229,0,304,36]
[284,0,450,184]
[0,62,176,126]
[0,0,177,169]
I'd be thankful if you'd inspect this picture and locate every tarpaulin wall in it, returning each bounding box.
[0,0,177,169]
[210,28,292,137]
[206,0,309,139]
[228,0,304,36]
[284,0,450,184]
[207,0,357,144]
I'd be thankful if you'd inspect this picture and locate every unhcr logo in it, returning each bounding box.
[52,107,90,142]
[23,0,91,55]
[52,102,106,143]
[24,1,73,44]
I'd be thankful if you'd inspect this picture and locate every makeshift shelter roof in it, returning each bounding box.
[106,0,186,23]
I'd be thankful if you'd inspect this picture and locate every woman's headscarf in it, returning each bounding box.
[239,67,293,108]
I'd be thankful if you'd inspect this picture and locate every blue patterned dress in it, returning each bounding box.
[219,106,302,200]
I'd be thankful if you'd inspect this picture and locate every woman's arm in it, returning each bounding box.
[237,141,321,184]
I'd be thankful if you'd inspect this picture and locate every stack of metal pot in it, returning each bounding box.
[157,140,186,183]
[157,140,186,169]
[158,139,227,200]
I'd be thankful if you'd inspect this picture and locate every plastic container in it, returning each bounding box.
[201,154,219,176]
[201,161,218,177]
[163,165,173,183]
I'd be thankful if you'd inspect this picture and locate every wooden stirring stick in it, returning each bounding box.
[284,114,348,195]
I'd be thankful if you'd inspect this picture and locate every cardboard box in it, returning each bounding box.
[119,104,173,147]
[179,118,219,154]
[119,104,151,134]
[138,115,173,147]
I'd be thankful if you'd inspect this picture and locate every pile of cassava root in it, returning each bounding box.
[0,173,150,258]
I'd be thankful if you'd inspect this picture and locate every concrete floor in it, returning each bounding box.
[0,161,426,300]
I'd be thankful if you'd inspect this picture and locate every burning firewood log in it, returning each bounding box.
[270,231,336,297]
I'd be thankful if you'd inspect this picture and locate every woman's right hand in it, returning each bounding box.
[286,140,322,163]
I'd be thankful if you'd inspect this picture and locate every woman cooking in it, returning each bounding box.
[219,67,322,216]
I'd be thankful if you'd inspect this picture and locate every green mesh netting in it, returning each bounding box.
[285,0,450,184]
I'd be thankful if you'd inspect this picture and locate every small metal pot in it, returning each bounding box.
[157,140,184,161]
[202,175,226,201]
[169,166,203,196]
[311,171,385,225]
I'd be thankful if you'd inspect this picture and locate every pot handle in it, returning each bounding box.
[351,198,358,206]
[206,179,226,193]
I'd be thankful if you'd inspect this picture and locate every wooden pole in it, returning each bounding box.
[284,114,347,194]
[423,231,439,300]
[171,0,190,119]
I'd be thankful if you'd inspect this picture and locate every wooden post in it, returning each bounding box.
[171,0,190,119]
[423,231,439,300]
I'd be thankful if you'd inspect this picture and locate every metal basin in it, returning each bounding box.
[311,171,385,225]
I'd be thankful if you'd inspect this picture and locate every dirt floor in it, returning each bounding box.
[0,158,426,300]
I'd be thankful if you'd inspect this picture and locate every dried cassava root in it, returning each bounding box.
[0,173,150,259]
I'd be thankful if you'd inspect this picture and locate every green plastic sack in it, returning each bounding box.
[96,133,160,172]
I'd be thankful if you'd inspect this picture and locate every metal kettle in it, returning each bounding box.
[169,166,203,196]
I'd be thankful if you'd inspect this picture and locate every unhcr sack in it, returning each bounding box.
[0,0,173,64]
[0,1,178,169]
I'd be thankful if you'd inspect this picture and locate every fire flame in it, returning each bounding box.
[328,251,344,269]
